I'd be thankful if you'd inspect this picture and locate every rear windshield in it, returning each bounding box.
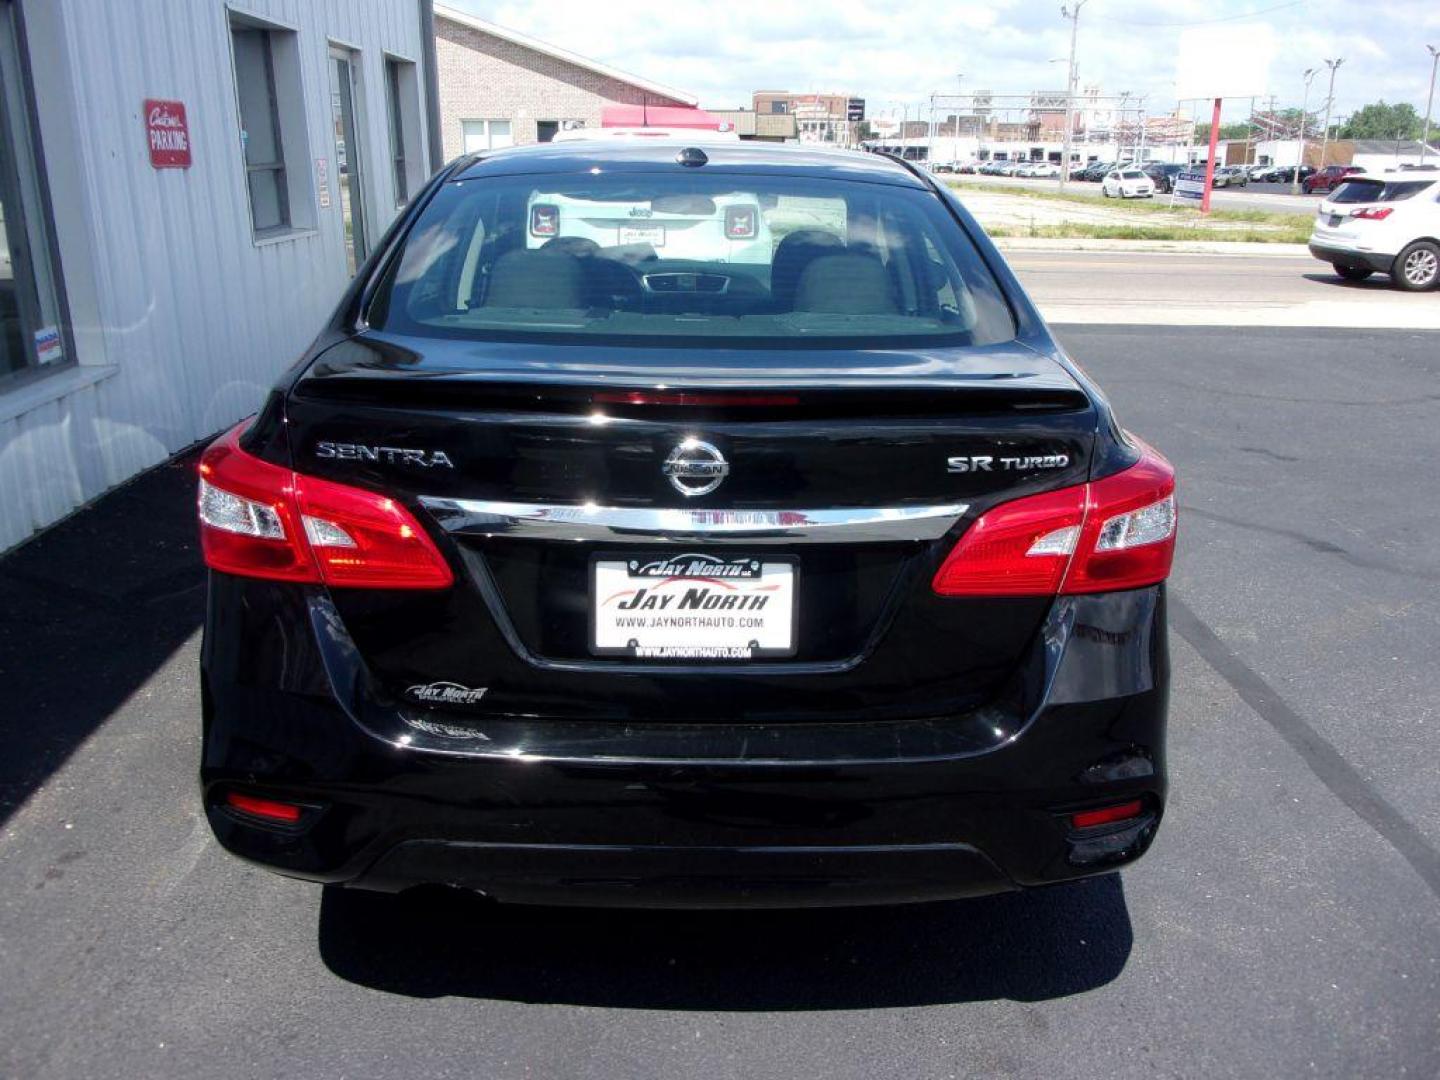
[367,172,1016,348]
[1121,170,1145,179]
[1329,178,1436,204]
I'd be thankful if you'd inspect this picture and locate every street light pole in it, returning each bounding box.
[1292,67,1316,196]
[1059,0,1088,191]
[1318,57,1344,170]
[1423,45,1439,163]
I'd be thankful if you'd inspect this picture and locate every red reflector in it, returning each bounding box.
[224,791,303,824]
[593,390,800,407]
[1071,800,1144,829]
[724,205,758,239]
[530,203,558,236]
[932,438,1176,598]
[197,422,453,589]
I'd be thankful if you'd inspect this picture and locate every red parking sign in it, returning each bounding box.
[144,99,191,168]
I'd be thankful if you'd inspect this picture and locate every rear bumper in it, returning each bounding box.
[201,582,1170,908]
[1308,242,1393,273]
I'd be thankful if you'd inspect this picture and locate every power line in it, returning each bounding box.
[1090,0,1303,29]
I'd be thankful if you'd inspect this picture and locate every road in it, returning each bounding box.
[953,172,1321,216]
[1005,248,1440,328]
[3,327,1440,1078]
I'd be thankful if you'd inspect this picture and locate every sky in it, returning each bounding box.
[445,0,1440,128]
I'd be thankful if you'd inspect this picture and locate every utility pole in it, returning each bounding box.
[1059,0,1088,191]
[1423,45,1438,163]
[1292,68,1316,195]
[1318,57,1344,169]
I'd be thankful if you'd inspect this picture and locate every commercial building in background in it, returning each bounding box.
[433,5,695,159]
[704,109,798,142]
[1226,137,1440,170]
[0,0,438,552]
[752,91,860,147]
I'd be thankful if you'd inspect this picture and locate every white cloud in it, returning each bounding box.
[449,0,1440,126]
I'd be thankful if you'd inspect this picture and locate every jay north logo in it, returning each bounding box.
[631,554,761,579]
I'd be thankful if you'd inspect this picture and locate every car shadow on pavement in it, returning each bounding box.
[1299,273,1394,291]
[0,451,205,825]
[318,874,1132,1008]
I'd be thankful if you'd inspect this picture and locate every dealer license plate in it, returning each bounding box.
[618,223,666,247]
[591,553,796,660]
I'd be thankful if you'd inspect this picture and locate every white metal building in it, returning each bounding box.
[0,0,440,552]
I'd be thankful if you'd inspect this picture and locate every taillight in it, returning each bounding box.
[724,205,757,239]
[530,203,558,237]
[1352,206,1393,220]
[197,422,452,589]
[932,440,1176,598]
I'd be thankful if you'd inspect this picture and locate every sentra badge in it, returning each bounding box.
[317,442,455,469]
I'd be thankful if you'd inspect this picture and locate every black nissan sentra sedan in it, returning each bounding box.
[198,139,1175,908]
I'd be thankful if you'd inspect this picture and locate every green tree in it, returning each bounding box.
[1194,121,1253,143]
[1338,101,1422,140]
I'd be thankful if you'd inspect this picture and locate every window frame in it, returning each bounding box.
[0,0,74,392]
[226,9,315,243]
[460,118,514,153]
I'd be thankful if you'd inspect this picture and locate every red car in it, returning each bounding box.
[1303,165,1362,194]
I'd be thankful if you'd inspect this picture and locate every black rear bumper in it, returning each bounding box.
[1308,243,1393,274]
[201,581,1169,908]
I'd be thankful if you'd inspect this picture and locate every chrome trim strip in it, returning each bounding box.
[419,498,969,544]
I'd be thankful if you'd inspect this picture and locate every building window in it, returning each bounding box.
[229,14,312,238]
[231,26,287,230]
[461,119,512,152]
[0,0,67,383]
[384,56,421,205]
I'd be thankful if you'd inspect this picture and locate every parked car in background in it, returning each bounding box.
[1068,162,1089,180]
[1270,165,1315,185]
[1102,167,1155,199]
[1248,164,1277,182]
[1081,161,1116,182]
[1303,165,1362,194]
[1144,163,1185,193]
[1024,161,1060,178]
[1308,169,1440,290]
[1212,166,1249,188]
[196,138,1177,907]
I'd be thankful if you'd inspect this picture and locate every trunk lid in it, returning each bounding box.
[285,333,1098,723]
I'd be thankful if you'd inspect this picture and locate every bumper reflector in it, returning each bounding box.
[1070,799,1144,830]
[224,791,304,825]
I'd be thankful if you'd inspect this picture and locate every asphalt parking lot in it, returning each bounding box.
[2,325,1438,1079]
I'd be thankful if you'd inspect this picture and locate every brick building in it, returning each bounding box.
[433,4,695,160]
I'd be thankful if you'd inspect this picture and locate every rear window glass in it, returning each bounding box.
[368,172,1016,348]
[1330,179,1435,203]
[1121,170,1145,179]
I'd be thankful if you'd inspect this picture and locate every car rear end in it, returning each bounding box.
[199,144,1175,908]
[1309,172,1440,287]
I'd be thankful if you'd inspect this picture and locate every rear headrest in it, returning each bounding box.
[794,254,897,315]
[770,228,845,310]
[485,249,585,308]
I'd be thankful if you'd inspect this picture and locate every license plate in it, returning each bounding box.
[619,223,666,247]
[1328,214,1344,227]
[591,553,796,660]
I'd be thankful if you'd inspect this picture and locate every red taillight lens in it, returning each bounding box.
[931,484,1087,597]
[223,791,303,824]
[197,422,453,589]
[724,205,758,239]
[932,440,1176,598]
[530,203,558,237]
[1071,799,1144,829]
[1352,206,1393,220]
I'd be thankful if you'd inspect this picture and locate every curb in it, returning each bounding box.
[992,238,1312,257]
